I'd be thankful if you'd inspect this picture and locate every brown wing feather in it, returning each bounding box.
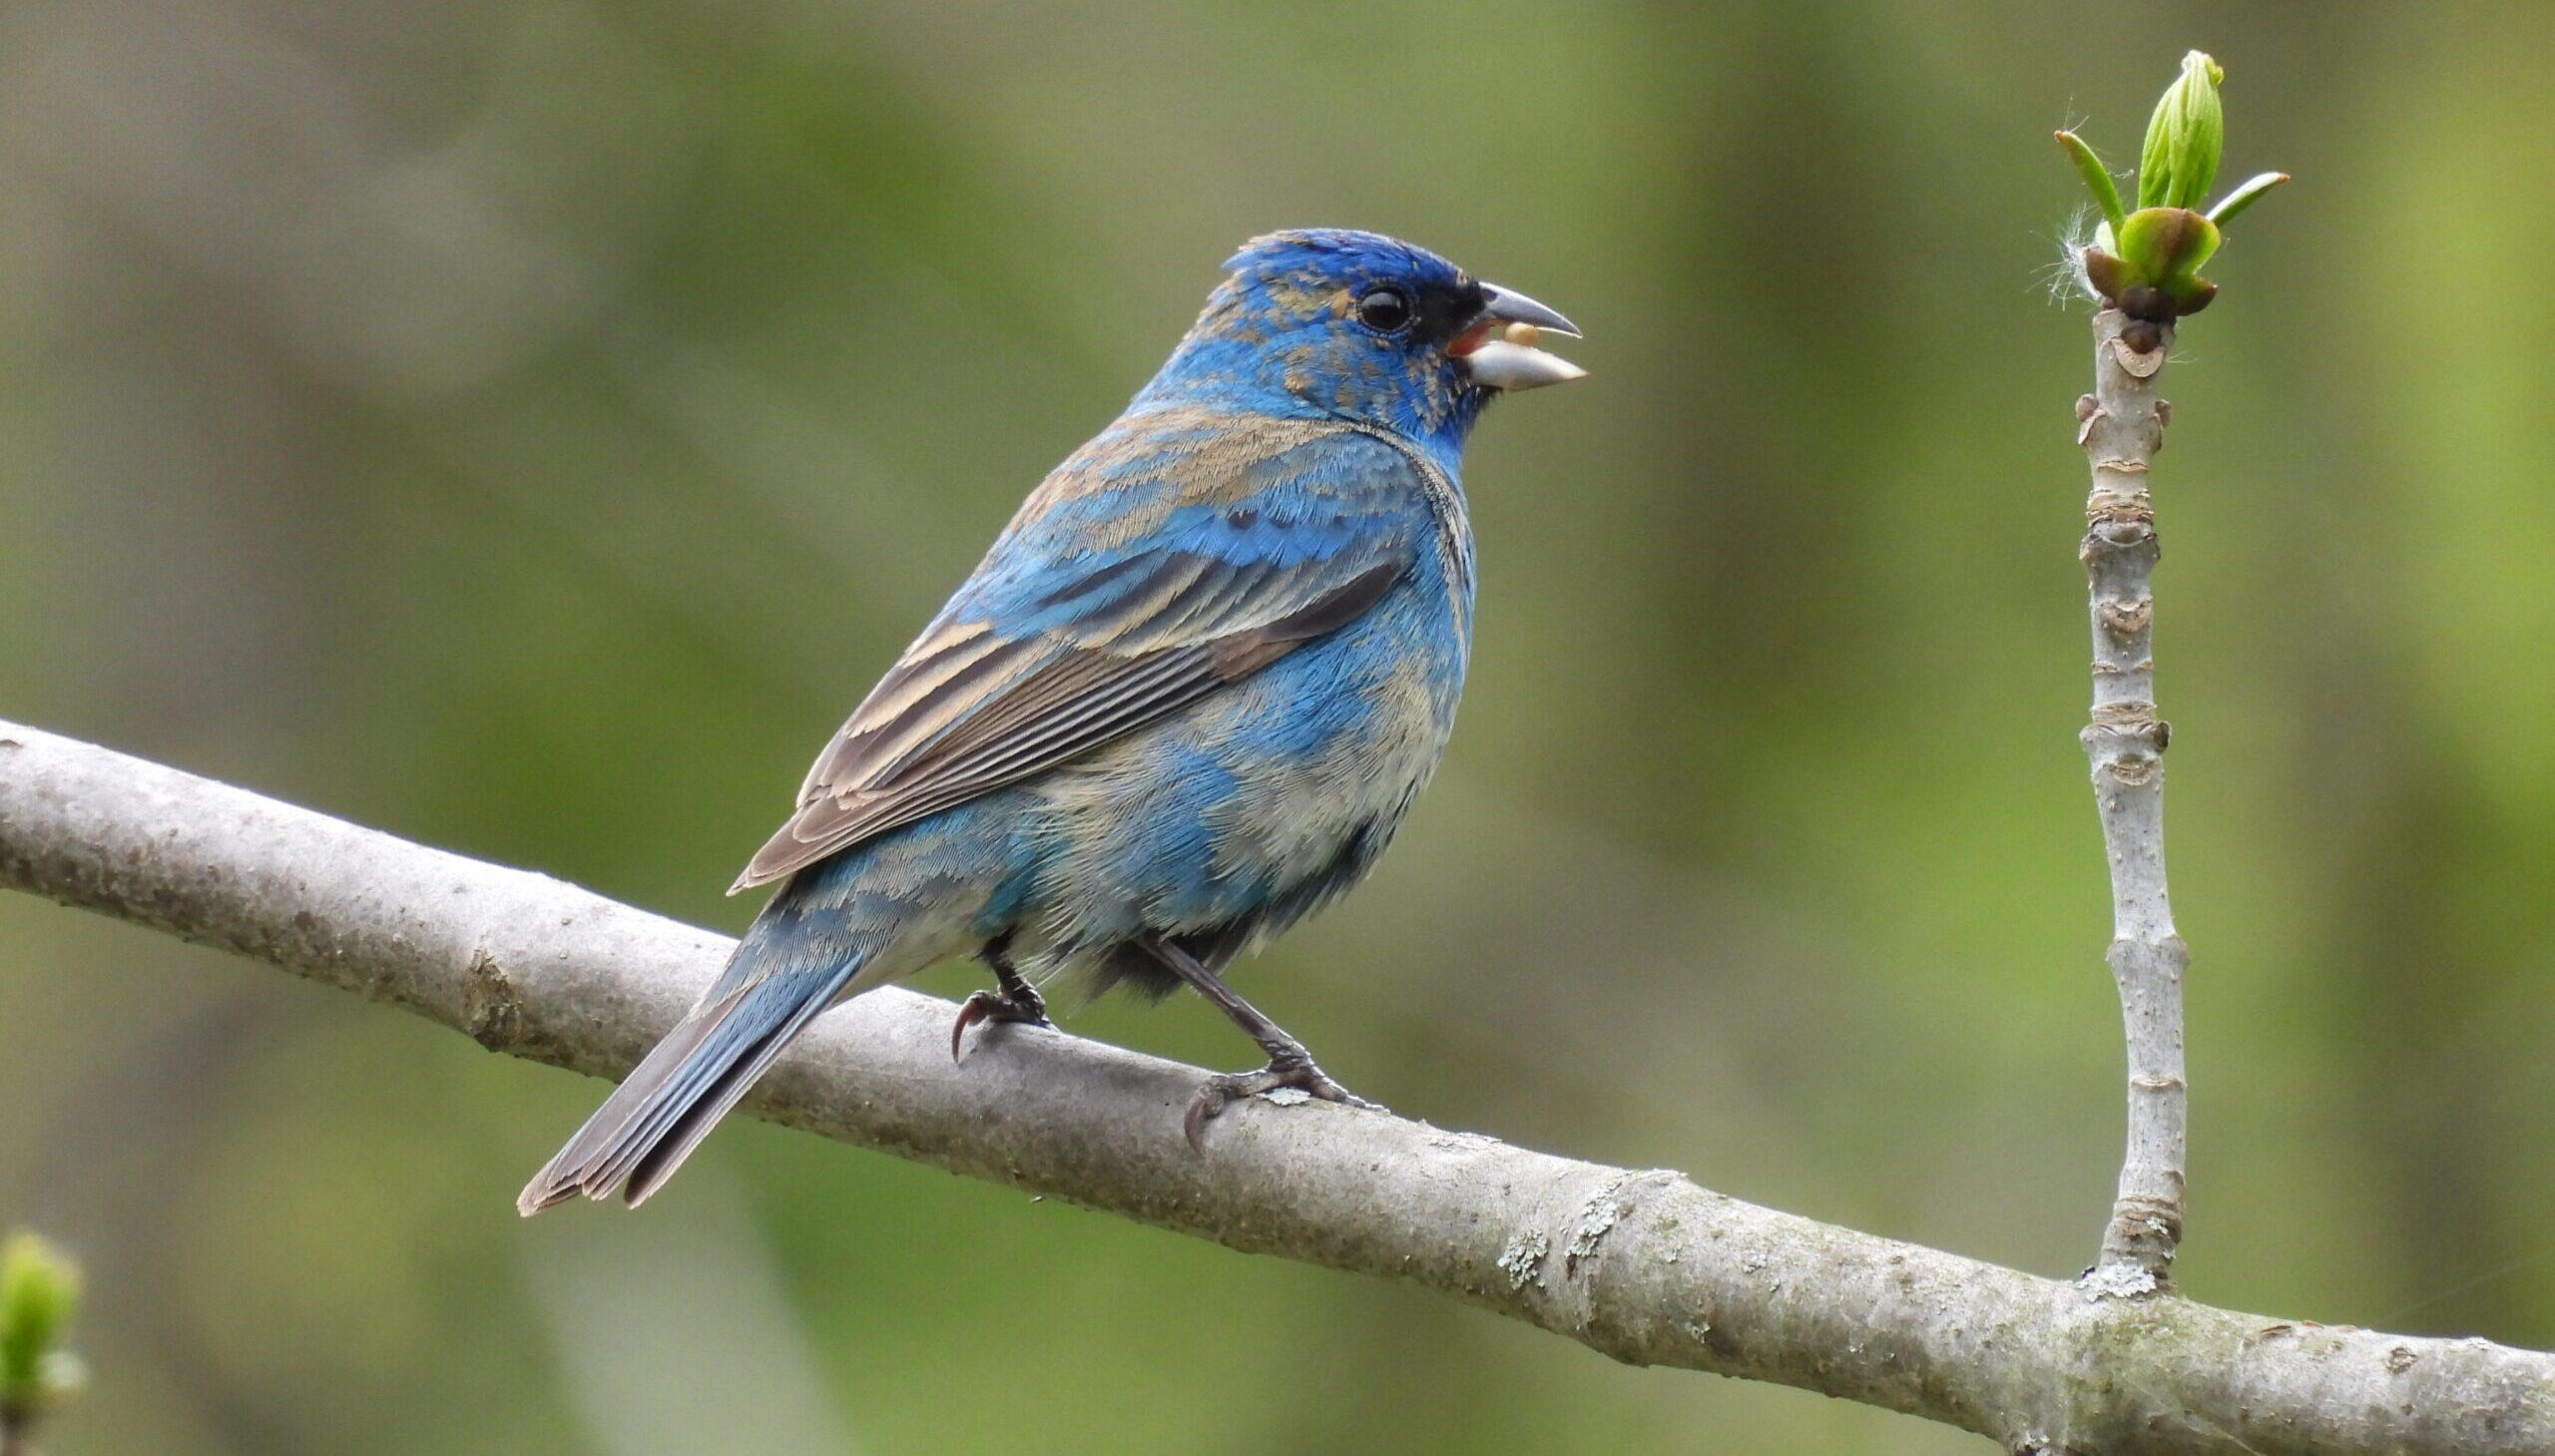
[730,560,1403,892]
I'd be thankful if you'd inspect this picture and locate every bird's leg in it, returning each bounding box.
[950,933,1054,1061]
[1139,935,1381,1150]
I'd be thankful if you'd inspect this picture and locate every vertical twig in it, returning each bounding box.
[2076,307,2188,1286]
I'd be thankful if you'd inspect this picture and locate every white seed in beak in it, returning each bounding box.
[1463,338,1588,391]
[1503,321,1541,347]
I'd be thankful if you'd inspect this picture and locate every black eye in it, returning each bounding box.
[1355,286,1413,333]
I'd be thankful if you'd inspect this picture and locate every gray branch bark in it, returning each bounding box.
[2077,309,2191,1286]
[2,718,2548,1456]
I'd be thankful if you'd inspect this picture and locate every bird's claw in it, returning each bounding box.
[950,988,1053,1062]
[1183,1058,1380,1152]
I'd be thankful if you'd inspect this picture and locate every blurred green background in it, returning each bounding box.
[2,1,2549,1451]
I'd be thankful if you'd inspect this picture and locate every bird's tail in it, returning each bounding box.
[517,946,863,1215]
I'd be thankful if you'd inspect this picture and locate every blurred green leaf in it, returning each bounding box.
[0,1231,83,1421]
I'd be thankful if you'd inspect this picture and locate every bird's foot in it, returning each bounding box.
[950,987,1054,1061]
[1184,1055,1380,1152]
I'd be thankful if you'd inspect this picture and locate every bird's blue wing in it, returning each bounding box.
[732,414,1430,890]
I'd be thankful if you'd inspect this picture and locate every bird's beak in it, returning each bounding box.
[1453,283,1587,391]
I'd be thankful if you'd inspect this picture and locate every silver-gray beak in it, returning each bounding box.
[1463,282,1587,391]
[1480,283,1580,338]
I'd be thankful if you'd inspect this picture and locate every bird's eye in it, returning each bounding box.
[1355,286,1414,333]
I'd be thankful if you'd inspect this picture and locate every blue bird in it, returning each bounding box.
[520,230,1582,1213]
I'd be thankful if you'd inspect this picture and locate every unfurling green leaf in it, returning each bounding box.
[2207,171,2291,226]
[2138,50,2225,211]
[2056,130,2129,235]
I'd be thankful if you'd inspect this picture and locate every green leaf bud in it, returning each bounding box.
[2138,50,2225,212]
[0,1232,84,1420]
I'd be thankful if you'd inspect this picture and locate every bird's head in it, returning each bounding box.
[1136,229,1582,451]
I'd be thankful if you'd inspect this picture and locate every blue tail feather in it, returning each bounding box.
[516,949,861,1213]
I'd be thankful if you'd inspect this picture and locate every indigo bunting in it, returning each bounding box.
[520,230,1582,1213]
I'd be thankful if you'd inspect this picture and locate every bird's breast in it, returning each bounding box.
[1011,567,1464,948]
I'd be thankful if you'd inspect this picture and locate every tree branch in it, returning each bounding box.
[2077,308,2190,1285]
[2,718,2549,1455]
